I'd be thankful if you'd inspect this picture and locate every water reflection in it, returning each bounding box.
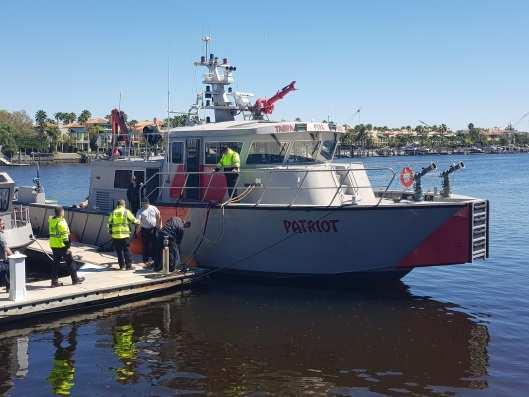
[112,322,138,383]
[47,327,77,396]
[0,282,489,396]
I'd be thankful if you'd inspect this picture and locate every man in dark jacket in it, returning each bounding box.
[153,216,189,272]
[126,176,141,215]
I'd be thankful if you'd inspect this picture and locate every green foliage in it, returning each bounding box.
[35,110,47,131]
[78,109,92,124]
[0,122,19,156]
[164,115,189,127]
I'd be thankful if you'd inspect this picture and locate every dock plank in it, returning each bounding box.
[1,239,202,323]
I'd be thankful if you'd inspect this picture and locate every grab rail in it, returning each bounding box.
[142,166,396,208]
[11,205,30,228]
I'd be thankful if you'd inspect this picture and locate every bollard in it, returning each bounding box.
[162,235,170,275]
[9,251,27,302]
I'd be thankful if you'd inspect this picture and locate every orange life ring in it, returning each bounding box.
[399,166,415,189]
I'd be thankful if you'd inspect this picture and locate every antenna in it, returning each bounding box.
[167,57,170,129]
[202,36,211,60]
[118,91,122,111]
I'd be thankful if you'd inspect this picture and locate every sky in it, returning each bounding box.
[1,0,528,130]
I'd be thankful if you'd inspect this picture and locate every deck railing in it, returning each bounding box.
[142,166,396,208]
[11,205,30,228]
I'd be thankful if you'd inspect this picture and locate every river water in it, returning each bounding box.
[0,154,528,396]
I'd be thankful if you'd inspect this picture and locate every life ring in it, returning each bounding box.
[399,166,415,189]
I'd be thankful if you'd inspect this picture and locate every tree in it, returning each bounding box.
[45,125,61,152]
[0,122,19,157]
[78,109,91,124]
[67,112,77,124]
[35,110,47,131]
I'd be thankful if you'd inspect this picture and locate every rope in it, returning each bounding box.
[32,238,54,262]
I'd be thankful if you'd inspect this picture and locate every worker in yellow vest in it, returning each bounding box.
[215,145,240,198]
[48,207,84,287]
[108,199,140,270]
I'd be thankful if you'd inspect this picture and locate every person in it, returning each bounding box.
[215,145,240,198]
[108,199,139,270]
[0,219,13,293]
[152,216,190,272]
[135,199,161,264]
[48,207,84,287]
[126,176,141,215]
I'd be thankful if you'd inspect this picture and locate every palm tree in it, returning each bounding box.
[35,110,47,131]
[78,109,91,124]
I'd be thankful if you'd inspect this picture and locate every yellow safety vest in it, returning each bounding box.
[49,216,69,249]
[48,359,75,396]
[217,148,240,169]
[108,206,138,239]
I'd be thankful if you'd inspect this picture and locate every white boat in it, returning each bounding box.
[22,42,489,282]
[0,173,34,251]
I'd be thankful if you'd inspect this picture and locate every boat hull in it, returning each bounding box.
[26,200,486,279]
[171,201,481,276]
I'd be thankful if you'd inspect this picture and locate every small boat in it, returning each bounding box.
[21,41,489,283]
[0,173,34,251]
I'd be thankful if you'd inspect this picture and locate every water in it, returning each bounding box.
[1,155,528,396]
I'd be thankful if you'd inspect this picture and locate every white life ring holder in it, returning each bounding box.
[399,166,414,189]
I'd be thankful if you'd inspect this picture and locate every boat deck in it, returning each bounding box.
[0,239,201,324]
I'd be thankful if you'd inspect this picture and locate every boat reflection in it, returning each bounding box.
[0,282,489,396]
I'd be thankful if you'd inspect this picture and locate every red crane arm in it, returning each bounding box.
[254,81,296,115]
[111,108,129,141]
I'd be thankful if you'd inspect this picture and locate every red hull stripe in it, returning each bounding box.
[398,205,471,268]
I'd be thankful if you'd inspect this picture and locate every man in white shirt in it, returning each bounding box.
[135,200,161,264]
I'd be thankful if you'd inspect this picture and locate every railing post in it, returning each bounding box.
[9,252,27,302]
[329,168,349,207]
[289,169,309,207]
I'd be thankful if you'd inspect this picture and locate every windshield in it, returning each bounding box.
[320,133,338,160]
[287,141,321,164]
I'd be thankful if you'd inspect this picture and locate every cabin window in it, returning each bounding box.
[0,188,9,212]
[204,142,243,165]
[287,141,321,163]
[246,141,288,164]
[114,170,144,189]
[171,141,184,164]
[320,134,338,160]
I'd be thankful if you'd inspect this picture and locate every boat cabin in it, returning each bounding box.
[86,120,381,211]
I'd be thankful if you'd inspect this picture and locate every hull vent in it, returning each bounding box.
[471,200,489,261]
[95,191,113,212]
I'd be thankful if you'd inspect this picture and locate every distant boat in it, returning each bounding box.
[469,147,484,154]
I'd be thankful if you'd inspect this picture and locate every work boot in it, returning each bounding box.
[73,277,85,285]
[51,281,63,288]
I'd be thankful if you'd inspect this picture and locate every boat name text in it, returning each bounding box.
[283,219,339,234]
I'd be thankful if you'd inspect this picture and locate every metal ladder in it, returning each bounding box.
[471,200,489,261]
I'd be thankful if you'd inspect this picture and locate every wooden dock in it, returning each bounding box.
[0,239,201,324]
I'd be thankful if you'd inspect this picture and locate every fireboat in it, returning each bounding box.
[21,39,489,282]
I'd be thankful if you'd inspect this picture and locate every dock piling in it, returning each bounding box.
[162,236,170,275]
[9,252,27,302]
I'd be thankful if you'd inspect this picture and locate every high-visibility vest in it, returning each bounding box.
[48,359,75,396]
[48,216,69,249]
[108,206,137,239]
[217,148,240,169]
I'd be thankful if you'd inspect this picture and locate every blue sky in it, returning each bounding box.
[1,0,528,130]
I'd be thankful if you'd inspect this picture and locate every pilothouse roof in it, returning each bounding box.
[168,120,345,137]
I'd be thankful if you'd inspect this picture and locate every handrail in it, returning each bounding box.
[11,205,30,228]
[142,165,396,208]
